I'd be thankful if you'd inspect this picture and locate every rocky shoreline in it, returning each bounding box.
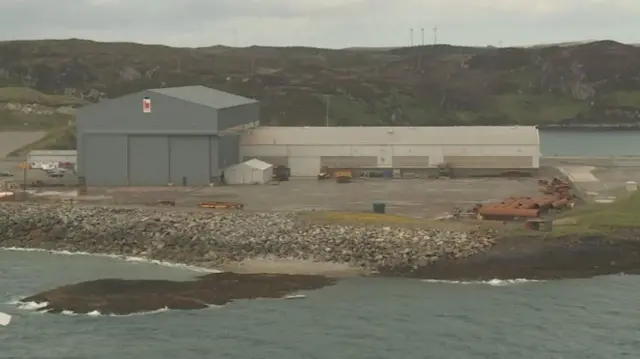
[0,203,495,274]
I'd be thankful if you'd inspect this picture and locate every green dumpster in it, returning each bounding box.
[372,202,386,214]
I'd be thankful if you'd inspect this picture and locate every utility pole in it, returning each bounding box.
[410,28,414,47]
[421,28,425,46]
[324,95,331,126]
[433,26,438,45]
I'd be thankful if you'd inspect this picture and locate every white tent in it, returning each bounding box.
[224,159,273,185]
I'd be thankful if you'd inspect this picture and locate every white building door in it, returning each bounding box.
[288,156,321,176]
[378,145,392,167]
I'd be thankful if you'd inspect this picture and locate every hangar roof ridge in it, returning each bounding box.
[148,85,258,110]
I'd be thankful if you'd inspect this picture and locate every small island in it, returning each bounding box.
[21,272,336,315]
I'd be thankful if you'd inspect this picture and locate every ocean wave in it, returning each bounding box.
[60,307,171,317]
[421,278,541,286]
[12,301,224,317]
[17,300,49,311]
[0,247,220,273]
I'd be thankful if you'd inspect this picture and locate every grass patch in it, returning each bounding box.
[493,93,587,125]
[0,87,86,107]
[8,124,76,157]
[301,210,492,231]
[549,192,640,236]
[0,109,72,131]
[602,91,640,107]
[306,211,428,225]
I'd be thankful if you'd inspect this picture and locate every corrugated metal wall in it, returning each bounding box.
[83,134,231,186]
[83,135,128,186]
[443,155,532,168]
[169,136,210,185]
[128,136,169,186]
[320,156,377,168]
[391,156,430,168]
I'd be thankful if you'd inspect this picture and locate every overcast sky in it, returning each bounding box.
[0,0,637,48]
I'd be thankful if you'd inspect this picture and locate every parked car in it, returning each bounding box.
[47,169,66,178]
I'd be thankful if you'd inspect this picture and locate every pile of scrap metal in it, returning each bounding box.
[474,178,575,221]
[538,177,574,198]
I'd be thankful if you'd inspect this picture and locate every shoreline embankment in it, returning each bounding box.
[0,203,494,276]
[2,203,639,280]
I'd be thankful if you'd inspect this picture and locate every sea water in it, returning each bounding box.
[2,249,640,359]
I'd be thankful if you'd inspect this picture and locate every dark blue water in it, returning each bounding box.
[2,250,639,359]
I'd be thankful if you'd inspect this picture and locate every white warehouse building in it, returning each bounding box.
[240,126,540,177]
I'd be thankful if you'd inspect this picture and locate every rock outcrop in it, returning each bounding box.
[0,203,495,272]
[21,272,336,315]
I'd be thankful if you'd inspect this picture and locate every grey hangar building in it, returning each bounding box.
[76,85,259,186]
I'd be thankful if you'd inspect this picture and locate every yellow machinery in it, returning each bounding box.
[334,170,352,183]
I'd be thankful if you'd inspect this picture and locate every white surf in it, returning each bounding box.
[0,312,11,326]
[1,247,220,273]
[421,278,541,286]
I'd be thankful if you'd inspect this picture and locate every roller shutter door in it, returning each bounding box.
[128,136,169,185]
[320,156,377,168]
[443,156,532,168]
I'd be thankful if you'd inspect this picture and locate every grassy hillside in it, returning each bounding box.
[0,39,638,130]
[2,39,640,152]
[0,87,79,154]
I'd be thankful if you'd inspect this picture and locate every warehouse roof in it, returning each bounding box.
[241,126,540,146]
[149,85,258,110]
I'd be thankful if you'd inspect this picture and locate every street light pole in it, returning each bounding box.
[325,95,331,126]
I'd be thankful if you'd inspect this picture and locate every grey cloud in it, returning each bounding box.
[0,0,317,32]
[0,0,638,47]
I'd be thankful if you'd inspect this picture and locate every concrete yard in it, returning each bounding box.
[76,177,544,218]
[543,157,640,201]
[4,155,638,217]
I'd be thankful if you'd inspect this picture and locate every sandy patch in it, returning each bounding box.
[220,258,368,277]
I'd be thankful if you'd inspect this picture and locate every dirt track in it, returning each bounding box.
[0,131,45,158]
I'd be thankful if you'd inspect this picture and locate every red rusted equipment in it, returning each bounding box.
[539,177,572,198]
[199,201,244,209]
[551,198,569,209]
